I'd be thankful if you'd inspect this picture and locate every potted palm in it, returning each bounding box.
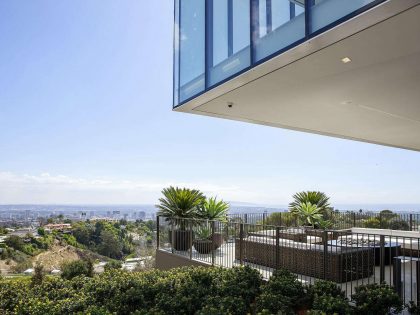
[289,191,331,229]
[156,186,205,251]
[197,197,229,249]
[290,201,322,228]
[193,227,213,254]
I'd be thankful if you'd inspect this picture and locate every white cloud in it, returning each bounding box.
[0,171,418,207]
[0,171,243,204]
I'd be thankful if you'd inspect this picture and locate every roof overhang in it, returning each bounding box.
[175,0,420,152]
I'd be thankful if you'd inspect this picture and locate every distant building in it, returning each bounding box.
[44,223,72,232]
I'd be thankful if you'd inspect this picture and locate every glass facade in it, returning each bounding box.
[174,0,383,106]
[310,0,377,33]
[175,0,205,103]
[209,0,251,86]
[255,0,305,61]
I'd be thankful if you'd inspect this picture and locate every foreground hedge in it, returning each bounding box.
[0,266,262,315]
[0,266,405,315]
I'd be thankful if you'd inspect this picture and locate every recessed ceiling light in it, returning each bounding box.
[341,57,352,64]
[227,102,233,108]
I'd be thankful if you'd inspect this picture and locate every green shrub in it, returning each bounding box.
[388,219,410,231]
[5,235,24,251]
[407,301,420,314]
[104,260,122,271]
[0,265,409,315]
[31,264,45,287]
[61,259,94,280]
[352,283,403,315]
[256,269,305,314]
[363,217,381,228]
[309,280,345,299]
[307,280,351,315]
[312,294,352,315]
[0,266,261,315]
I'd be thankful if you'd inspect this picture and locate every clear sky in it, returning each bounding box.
[0,1,419,208]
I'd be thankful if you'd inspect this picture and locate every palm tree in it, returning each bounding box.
[156,186,205,228]
[197,197,229,222]
[289,191,331,214]
[290,202,322,227]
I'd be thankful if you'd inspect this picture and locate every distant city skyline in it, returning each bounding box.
[1,1,420,207]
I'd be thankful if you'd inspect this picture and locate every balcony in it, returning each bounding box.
[173,0,420,151]
[157,212,420,306]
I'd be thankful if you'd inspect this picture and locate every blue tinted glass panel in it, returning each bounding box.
[310,0,376,33]
[179,0,205,103]
[209,0,251,87]
[255,0,305,62]
[174,0,180,106]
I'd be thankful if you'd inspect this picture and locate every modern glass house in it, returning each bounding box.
[173,0,420,151]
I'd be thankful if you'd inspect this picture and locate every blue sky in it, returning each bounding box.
[0,1,419,208]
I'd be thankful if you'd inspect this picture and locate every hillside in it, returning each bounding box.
[0,241,108,275]
[33,242,108,271]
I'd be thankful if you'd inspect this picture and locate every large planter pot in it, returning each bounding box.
[193,239,213,254]
[169,230,193,251]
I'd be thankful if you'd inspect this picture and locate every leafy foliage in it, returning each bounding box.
[197,197,229,221]
[290,202,322,227]
[289,191,331,214]
[0,266,261,315]
[308,281,350,315]
[71,220,137,259]
[104,260,122,271]
[31,263,45,287]
[156,186,206,222]
[5,236,24,252]
[259,212,296,227]
[388,219,410,231]
[0,265,409,315]
[289,192,331,228]
[61,259,94,280]
[351,283,403,315]
[363,217,381,228]
[256,269,306,314]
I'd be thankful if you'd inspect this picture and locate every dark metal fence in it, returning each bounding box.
[228,211,420,231]
[157,215,420,307]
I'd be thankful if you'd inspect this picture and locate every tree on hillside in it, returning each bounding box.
[5,235,24,251]
[31,264,45,287]
[61,259,93,280]
[98,230,122,259]
[73,224,93,246]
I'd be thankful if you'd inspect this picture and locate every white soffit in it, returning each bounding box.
[177,2,420,151]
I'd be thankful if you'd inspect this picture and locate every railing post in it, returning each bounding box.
[263,212,267,227]
[279,212,282,227]
[156,215,160,249]
[211,220,215,266]
[171,219,175,254]
[189,220,193,260]
[380,235,385,283]
[410,214,413,231]
[393,257,402,298]
[244,213,248,224]
[323,230,328,280]
[275,226,280,270]
[417,260,420,305]
[239,223,244,265]
[353,212,356,228]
